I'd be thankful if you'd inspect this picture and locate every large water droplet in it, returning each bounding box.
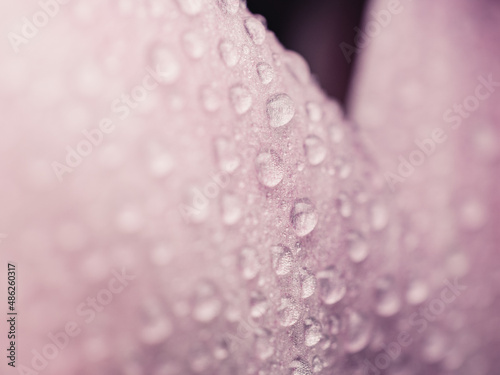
[300,268,316,299]
[200,85,222,112]
[375,276,401,317]
[255,150,284,188]
[175,0,203,15]
[316,266,346,305]
[192,281,222,322]
[289,358,312,375]
[271,244,293,276]
[229,84,252,114]
[347,231,369,263]
[240,247,260,280]
[267,93,295,128]
[257,62,274,85]
[306,102,323,122]
[150,44,180,84]
[290,198,318,237]
[244,17,266,45]
[222,193,242,225]
[219,40,240,67]
[214,137,240,174]
[304,318,322,347]
[304,135,327,166]
[218,0,239,14]
[182,31,206,59]
[278,296,301,327]
[345,310,371,353]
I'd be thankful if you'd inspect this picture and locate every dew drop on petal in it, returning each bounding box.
[219,40,240,67]
[421,330,449,363]
[375,276,401,317]
[175,0,203,15]
[316,266,346,305]
[267,93,295,128]
[290,198,318,237]
[182,31,206,59]
[255,329,274,360]
[312,356,324,373]
[345,310,371,353]
[250,291,269,318]
[304,318,322,347]
[406,279,429,305]
[192,281,222,323]
[347,231,369,263]
[257,62,274,85]
[337,192,352,218]
[306,102,323,122]
[222,194,242,225]
[370,201,389,231]
[244,17,266,45]
[300,268,316,299]
[278,296,301,327]
[200,85,222,112]
[218,0,240,14]
[229,84,252,114]
[304,135,327,166]
[214,137,240,174]
[289,358,312,375]
[140,316,172,345]
[240,247,260,280]
[150,45,180,84]
[270,244,293,276]
[255,150,284,188]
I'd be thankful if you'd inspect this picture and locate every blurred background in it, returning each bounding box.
[247,0,368,104]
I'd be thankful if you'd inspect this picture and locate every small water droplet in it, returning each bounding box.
[229,84,252,114]
[345,310,371,353]
[375,276,401,317]
[347,231,369,263]
[267,93,295,128]
[333,155,352,179]
[278,296,301,327]
[289,358,312,375]
[290,198,318,237]
[271,244,293,275]
[219,40,240,67]
[150,44,180,84]
[406,279,429,305]
[244,17,266,45]
[182,31,206,59]
[316,266,346,305]
[222,193,242,225]
[150,243,173,266]
[300,268,316,299]
[337,192,352,218]
[214,137,240,174]
[304,318,322,347]
[140,316,172,345]
[370,201,389,231]
[257,62,274,84]
[328,314,340,335]
[304,135,327,166]
[148,145,173,178]
[175,0,203,15]
[192,281,222,322]
[255,150,284,188]
[218,0,239,14]
[312,356,324,373]
[421,330,448,363]
[250,291,269,318]
[306,102,323,122]
[458,197,487,231]
[200,85,222,112]
[255,329,274,360]
[240,247,260,280]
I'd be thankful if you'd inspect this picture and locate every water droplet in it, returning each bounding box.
[370,201,389,231]
[278,296,300,327]
[140,316,172,345]
[375,276,401,317]
[148,145,173,178]
[250,291,269,318]
[421,330,448,363]
[218,0,239,14]
[175,0,203,15]
[244,17,266,45]
[347,231,369,263]
[255,150,284,188]
[240,247,260,280]
[304,318,322,347]
[312,356,324,373]
[214,137,240,173]
[150,243,173,266]
[257,62,274,85]
[328,314,340,335]
[192,281,222,322]
[150,44,180,84]
[182,186,210,224]
[337,192,352,218]
[271,244,293,276]
[304,135,327,166]
[300,268,316,299]
[306,102,323,122]
[222,193,242,225]
[406,279,429,305]
[219,40,240,67]
[200,85,222,112]
[229,84,252,114]
[345,310,371,353]
[316,266,346,305]
[255,332,274,361]
[458,197,487,231]
[182,31,206,59]
[267,93,295,128]
[333,155,352,179]
[289,358,312,375]
[290,198,318,237]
